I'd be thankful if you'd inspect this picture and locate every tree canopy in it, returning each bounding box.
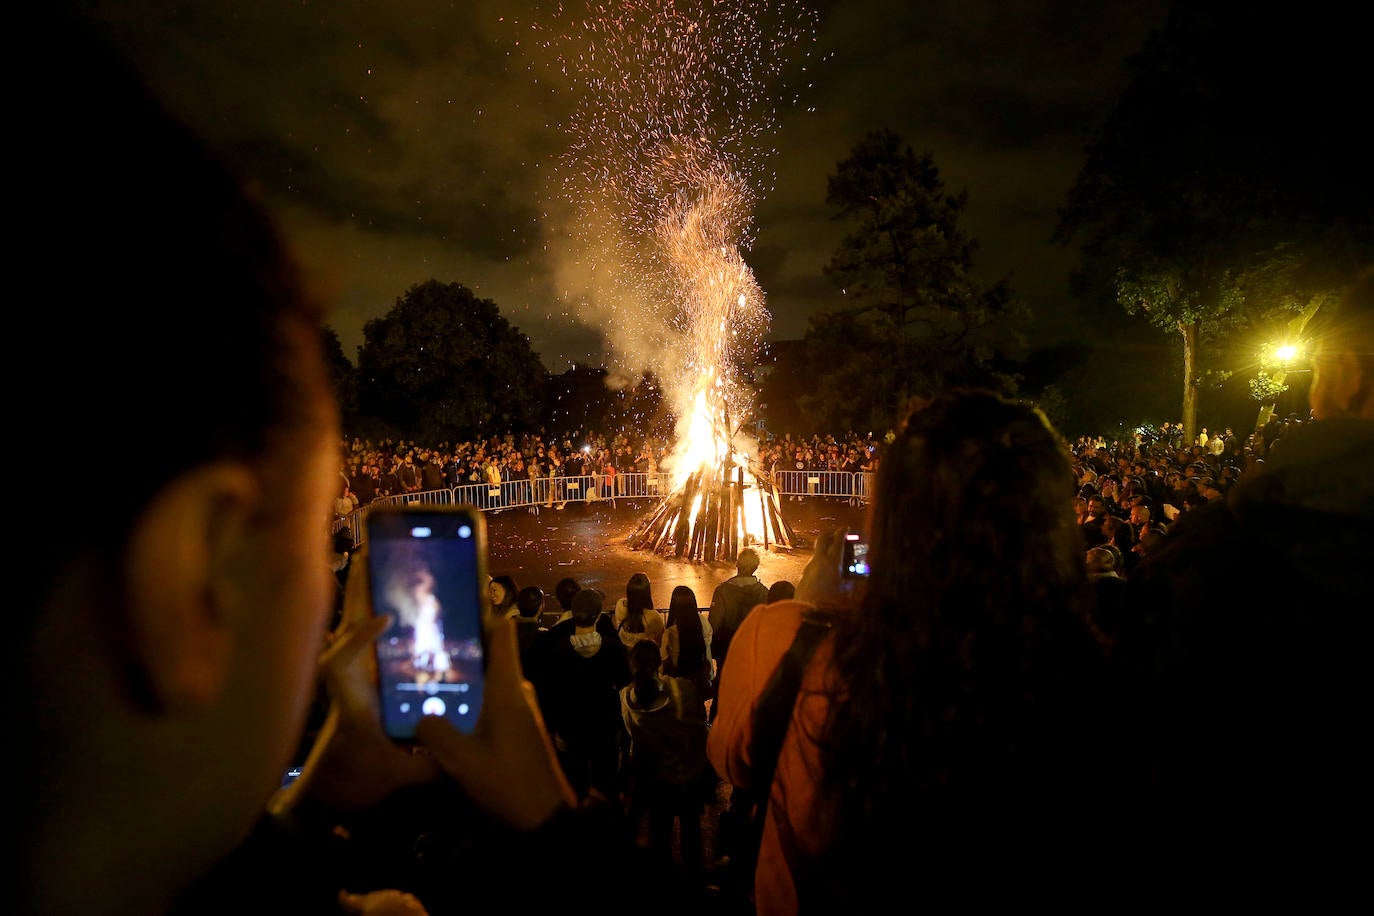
[799,128,1027,432]
[1055,1,1372,438]
[355,280,546,442]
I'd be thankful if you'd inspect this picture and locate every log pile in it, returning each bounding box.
[626,458,795,562]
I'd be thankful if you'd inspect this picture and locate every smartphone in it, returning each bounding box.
[841,531,871,578]
[366,504,489,741]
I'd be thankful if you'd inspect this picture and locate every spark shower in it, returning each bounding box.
[521,1,819,558]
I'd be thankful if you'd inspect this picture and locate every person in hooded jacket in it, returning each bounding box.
[529,588,631,806]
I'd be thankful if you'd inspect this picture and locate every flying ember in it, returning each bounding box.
[524,0,818,560]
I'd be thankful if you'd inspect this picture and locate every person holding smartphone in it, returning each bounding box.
[18,10,697,914]
[706,390,1119,914]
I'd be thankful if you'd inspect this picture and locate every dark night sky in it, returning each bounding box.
[80,1,1172,376]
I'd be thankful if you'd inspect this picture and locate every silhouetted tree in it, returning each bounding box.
[606,370,671,440]
[543,363,617,439]
[320,325,359,429]
[756,339,808,436]
[1056,1,1372,441]
[355,280,546,441]
[801,129,1027,431]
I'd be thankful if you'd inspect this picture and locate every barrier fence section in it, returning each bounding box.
[336,470,874,547]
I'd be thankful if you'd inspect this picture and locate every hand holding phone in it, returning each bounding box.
[414,619,578,830]
[268,571,442,817]
[796,526,864,606]
[367,505,490,741]
[841,531,871,579]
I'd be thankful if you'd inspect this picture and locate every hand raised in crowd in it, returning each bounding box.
[270,544,442,817]
[416,616,577,830]
[272,545,576,831]
[794,525,865,608]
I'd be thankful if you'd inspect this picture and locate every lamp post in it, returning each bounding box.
[1250,292,1327,433]
[1252,340,1303,431]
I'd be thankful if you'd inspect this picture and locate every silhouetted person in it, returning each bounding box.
[530,588,631,805]
[707,548,768,724]
[1122,266,1374,897]
[708,390,1113,913]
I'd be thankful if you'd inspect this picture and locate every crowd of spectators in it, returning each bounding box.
[1065,412,1314,646]
[333,426,890,516]
[336,413,1300,525]
[35,17,1367,914]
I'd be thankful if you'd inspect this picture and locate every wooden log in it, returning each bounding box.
[628,496,674,548]
[691,489,709,560]
[628,454,798,559]
[672,471,701,558]
[758,477,770,551]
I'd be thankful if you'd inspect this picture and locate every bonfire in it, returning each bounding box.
[536,1,817,563]
[627,379,793,562]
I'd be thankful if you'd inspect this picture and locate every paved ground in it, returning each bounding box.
[483,495,868,610]
[484,494,867,906]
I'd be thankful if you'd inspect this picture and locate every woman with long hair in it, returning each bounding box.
[487,574,519,624]
[707,389,1116,913]
[661,585,714,713]
[614,571,665,647]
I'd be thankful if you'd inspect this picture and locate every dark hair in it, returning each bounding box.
[625,572,655,616]
[570,588,604,627]
[331,529,355,554]
[628,638,663,707]
[666,585,707,680]
[1309,265,1374,417]
[554,577,581,611]
[20,9,325,628]
[515,586,545,619]
[490,576,519,615]
[767,580,796,602]
[1311,264,1374,354]
[620,572,654,635]
[804,390,1102,896]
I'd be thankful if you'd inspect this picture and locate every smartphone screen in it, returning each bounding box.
[842,531,871,578]
[366,505,488,740]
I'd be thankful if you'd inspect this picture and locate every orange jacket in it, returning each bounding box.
[706,598,836,916]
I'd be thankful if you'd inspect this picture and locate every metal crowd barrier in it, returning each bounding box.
[773,469,863,499]
[336,470,874,546]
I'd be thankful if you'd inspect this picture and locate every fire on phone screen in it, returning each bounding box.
[366,506,488,740]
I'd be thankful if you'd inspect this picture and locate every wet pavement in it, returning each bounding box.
[479,495,871,907]
[482,495,868,610]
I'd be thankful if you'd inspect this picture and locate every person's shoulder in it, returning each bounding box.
[540,619,574,640]
[668,676,705,715]
[737,598,810,640]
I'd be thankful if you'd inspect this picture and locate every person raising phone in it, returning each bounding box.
[17,8,696,914]
[707,390,1120,913]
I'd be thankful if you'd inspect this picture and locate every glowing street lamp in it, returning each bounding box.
[1252,340,1307,430]
[1259,339,1303,370]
